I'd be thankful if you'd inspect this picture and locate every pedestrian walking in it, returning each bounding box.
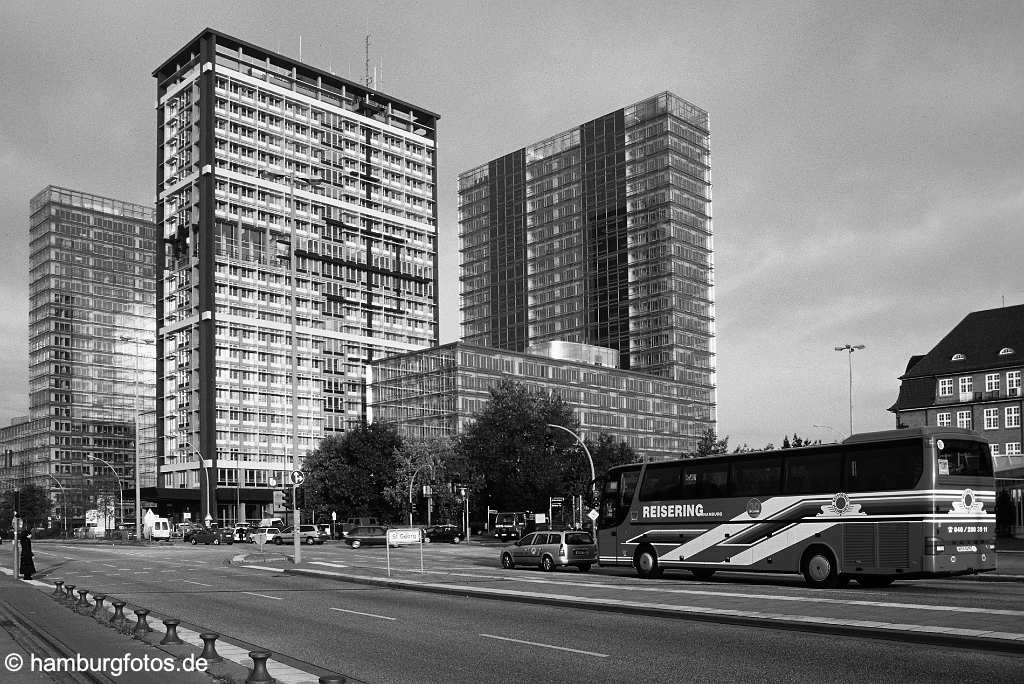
[18,530,36,580]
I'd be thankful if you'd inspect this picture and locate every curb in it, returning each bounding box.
[278,565,1024,655]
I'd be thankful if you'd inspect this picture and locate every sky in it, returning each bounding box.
[1,1,1022,450]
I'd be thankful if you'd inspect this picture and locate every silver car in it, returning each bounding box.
[499,530,597,572]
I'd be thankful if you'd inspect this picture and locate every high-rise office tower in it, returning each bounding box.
[1,186,157,531]
[154,29,439,523]
[459,93,715,439]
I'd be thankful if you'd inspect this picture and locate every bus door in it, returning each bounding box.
[598,465,641,563]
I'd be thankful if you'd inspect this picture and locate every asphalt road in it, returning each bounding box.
[13,541,1024,683]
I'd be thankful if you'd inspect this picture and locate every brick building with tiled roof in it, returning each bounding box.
[890,304,1024,533]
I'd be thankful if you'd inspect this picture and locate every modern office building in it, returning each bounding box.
[153,29,439,524]
[890,304,1024,533]
[458,92,715,451]
[0,186,156,533]
[369,341,701,461]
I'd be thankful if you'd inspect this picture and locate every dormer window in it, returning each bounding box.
[999,347,1015,356]
[951,353,966,361]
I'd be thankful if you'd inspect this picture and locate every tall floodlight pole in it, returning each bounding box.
[834,344,866,435]
[280,171,323,565]
[121,335,154,541]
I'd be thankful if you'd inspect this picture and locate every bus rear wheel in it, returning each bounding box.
[635,547,663,579]
[801,546,839,589]
[856,574,895,588]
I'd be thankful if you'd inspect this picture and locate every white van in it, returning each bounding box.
[149,518,171,541]
[258,517,285,529]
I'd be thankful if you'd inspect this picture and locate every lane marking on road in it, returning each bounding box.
[480,634,609,657]
[182,580,212,587]
[329,607,396,621]
[242,592,283,600]
[309,561,349,569]
[241,565,287,573]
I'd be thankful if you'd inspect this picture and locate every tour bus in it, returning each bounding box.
[596,427,996,588]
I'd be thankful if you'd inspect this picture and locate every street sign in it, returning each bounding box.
[268,477,277,487]
[386,528,422,545]
[331,511,337,521]
[587,509,599,522]
[290,470,305,486]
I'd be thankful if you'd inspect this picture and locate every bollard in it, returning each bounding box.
[160,618,184,645]
[75,589,90,613]
[108,600,127,630]
[199,632,224,663]
[132,608,153,637]
[245,651,275,684]
[90,594,107,620]
[63,584,77,607]
[51,580,64,598]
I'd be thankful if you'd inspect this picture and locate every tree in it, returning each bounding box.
[684,428,730,458]
[304,421,404,522]
[383,436,465,525]
[782,434,820,449]
[459,379,580,514]
[0,484,52,531]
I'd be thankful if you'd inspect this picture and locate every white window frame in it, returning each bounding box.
[1007,371,1022,395]
[985,373,1000,392]
[956,410,973,429]
[990,443,1000,456]
[959,376,973,397]
[983,408,998,430]
[936,412,951,427]
[1006,405,1021,429]
[938,378,954,397]
[1006,442,1022,456]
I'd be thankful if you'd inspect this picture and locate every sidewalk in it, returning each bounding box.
[0,571,219,684]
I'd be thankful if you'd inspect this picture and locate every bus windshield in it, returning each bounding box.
[937,438,993,477]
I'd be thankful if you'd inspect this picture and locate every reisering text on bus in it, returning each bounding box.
[641,504,721,519]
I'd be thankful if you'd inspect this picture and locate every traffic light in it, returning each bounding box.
[293,486,305,510]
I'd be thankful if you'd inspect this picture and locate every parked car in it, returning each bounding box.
[189,526,234,545]
[422,524,464,544]
[280,524,324,545]
[233,525,255,543]
[499,530,597,572]
[251,527,283,544]
[344,525,392,549]
[181,524,203,542]
[315,524,332,543]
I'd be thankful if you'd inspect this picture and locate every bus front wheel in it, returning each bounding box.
[635,547,663,579]
[801,546,839,589]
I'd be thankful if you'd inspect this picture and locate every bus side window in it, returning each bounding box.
[844,439,923,492]
[783,451,842,495]
[685,462,728,498]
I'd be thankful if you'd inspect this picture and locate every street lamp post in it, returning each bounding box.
[407,464,434,527]
[184,440,215,525]
[834,344,866,436]
[87,455,123,534]
[546,424,597,537]
[43,474,67,538]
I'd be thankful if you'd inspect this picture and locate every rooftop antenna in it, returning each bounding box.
[365,34,372,88]
[298,35,302,62]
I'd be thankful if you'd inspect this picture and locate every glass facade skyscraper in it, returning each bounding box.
[154,29,439,524]
[0,186,156,530]
[459,93,715,450]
